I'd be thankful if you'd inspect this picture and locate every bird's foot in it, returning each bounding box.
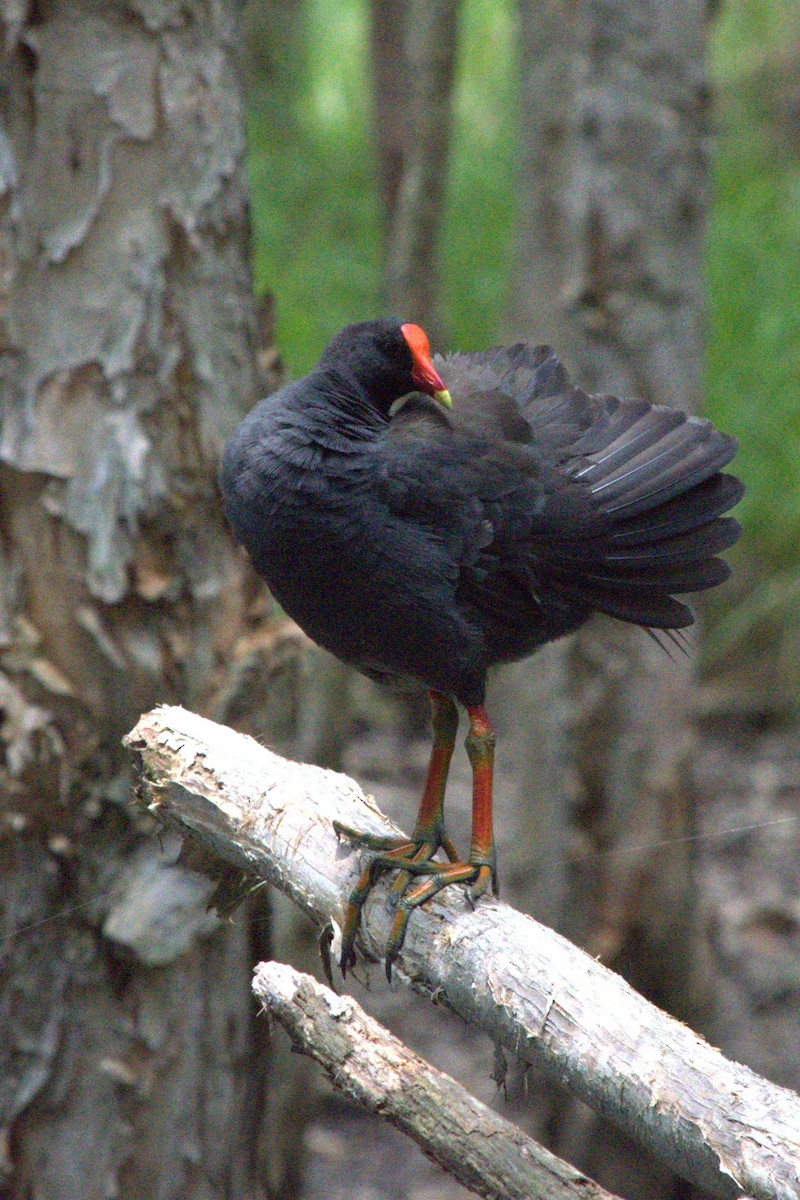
[383,855,496,981]
[333,819,464,977]
[334,818,496,978]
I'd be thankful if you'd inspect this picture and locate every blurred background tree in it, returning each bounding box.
[0,2,294,1196]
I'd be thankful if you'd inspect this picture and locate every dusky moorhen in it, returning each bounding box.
[220,319,743,977]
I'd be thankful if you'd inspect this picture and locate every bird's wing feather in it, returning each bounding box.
[434,348,743,635]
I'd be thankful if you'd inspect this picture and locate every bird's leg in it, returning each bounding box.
[333,690,458,857]
[335,690,459,975]
[382,704,497,978]
[463,703,498,899]
[407,689,461,857]
[384,690,460,904]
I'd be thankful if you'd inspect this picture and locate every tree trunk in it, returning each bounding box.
[372,0,460,336]
[508,2,715,1194]
[370,0,410,235]
[512,0,712,1007]
[0,2,286,1194]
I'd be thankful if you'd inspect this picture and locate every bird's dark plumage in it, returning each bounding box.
[220,319,743,975]
[222,322,741,703]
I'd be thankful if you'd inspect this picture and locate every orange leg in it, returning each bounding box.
[464,703,497,896]
[380,705,498,974]
[406,689,461,856]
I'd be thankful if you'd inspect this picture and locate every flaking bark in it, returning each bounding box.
[0,3,282,1194]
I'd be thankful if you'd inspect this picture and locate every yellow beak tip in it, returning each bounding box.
[434,388,453,409]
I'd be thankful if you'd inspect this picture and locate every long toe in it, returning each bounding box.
[339,855,397,976]
[333,821,415,855]
[382,859,495,978]
[467,863,495,904]
[338,836,451,974]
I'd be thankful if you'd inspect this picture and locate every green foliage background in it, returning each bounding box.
[245,0,800,610]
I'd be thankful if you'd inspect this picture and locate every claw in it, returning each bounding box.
[338,851,397,975]
[338,843,498,977]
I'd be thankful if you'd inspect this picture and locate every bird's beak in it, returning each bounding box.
[401,323,453,409]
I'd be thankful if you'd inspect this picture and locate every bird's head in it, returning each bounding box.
[316,319,452,416]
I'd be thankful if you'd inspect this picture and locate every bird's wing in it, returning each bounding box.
[435,347,744,632]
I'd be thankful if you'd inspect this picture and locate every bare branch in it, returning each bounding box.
[125,706,800,1200]
[254,960,624,1200]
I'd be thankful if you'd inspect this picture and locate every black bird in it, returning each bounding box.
[220,319,743,976]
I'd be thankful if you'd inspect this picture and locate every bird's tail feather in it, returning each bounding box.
[542,409,743,630]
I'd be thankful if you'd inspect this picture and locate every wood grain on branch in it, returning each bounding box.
[254,960,624,1200]
[124,706,800,1200]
